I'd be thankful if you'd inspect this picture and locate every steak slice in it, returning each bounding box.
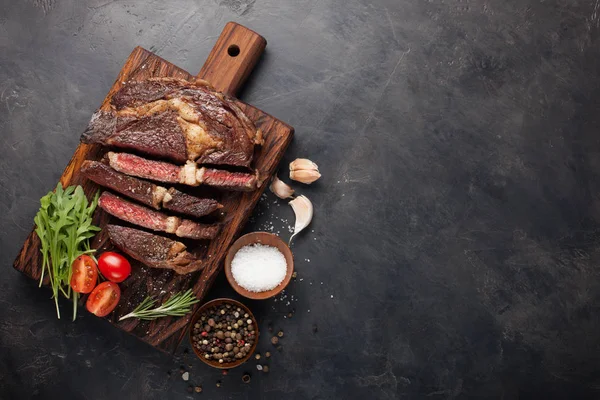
[106,225,204,274]
[108,152,258,191]
[82,77,262,167]
[107,152,181,184]
[82,160,221,217]
[81,160,165,209]
[200,168,258,191]
[98,192,219,240]
[162,187,222,218]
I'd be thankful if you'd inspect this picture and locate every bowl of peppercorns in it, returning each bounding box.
[189,298,259,369]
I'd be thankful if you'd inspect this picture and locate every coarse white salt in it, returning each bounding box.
[231,244,287,292]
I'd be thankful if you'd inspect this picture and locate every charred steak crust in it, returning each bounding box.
[162,188,222,218]
[106,225,204,274]
[110,110,188,163]
[81,160,160,209]
[81,77,261,167]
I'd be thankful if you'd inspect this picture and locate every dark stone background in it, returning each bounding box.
[2,0,600,398]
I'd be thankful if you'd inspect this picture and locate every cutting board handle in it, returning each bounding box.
[197,22,267,96]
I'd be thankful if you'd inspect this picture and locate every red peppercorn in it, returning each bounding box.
[222,370,229,376]
[201,331,208,337]
[238,340,245,345]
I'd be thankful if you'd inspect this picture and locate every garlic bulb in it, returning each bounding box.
[269,176,295,199]
[289,195,313,244]
[289,158,321,184]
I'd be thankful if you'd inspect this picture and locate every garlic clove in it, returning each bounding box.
[289,158,319,172]
[269,176,295,199]
[289,158,321,184]
[290,169,321,184]
[288,195,313,244]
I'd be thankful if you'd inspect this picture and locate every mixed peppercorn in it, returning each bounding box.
[191,303,256,364]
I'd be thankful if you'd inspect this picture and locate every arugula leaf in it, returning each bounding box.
[34,183,100,320]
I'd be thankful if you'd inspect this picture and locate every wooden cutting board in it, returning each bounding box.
[12,22,294,353]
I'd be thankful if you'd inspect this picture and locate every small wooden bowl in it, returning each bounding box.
[188,298,258,369]
[225,232,294,300]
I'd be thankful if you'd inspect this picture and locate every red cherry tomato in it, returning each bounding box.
[98,252,131,283]
[70,255,98,293]
[86,281,121,317]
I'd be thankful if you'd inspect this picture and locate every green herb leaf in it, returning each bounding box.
[33,184,100,320]
[119,289,199,321]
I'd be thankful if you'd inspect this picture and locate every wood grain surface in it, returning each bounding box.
[12,23,293,353]
[198,22,267,96]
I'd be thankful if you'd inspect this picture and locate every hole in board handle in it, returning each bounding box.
[228,45,240,57]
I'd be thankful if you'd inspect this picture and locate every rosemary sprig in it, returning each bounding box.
[119,289,199,321]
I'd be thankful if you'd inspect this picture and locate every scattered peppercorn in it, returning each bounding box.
[222,369,229,376]
[242,374,251,384]
[287,312,293,318]
[255,354,261,360]
[277,330,284,338]
[262,365,269,373]
[194,386,202,393]
[292,271,297,278]
[271,336,279,345]
[216,380,222,388]
[265,352,271,358]
[256,364,263,371]
[187,385,193,393]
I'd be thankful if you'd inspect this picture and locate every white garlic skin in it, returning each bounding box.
[289,195,313,244]
[289,158,321,184]
[269,176,295,199]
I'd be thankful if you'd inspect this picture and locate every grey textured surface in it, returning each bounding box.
[2,0,600,398]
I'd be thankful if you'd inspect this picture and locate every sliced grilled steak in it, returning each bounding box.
[108,152,258,191]
[81,160,165,209]
[108,152,181,184]
[82,160,221,217]
[81,77,262,167]
[162,187,222,218]
[98,192,219,240]
[106,225,203,274]
[200,168,258,191]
